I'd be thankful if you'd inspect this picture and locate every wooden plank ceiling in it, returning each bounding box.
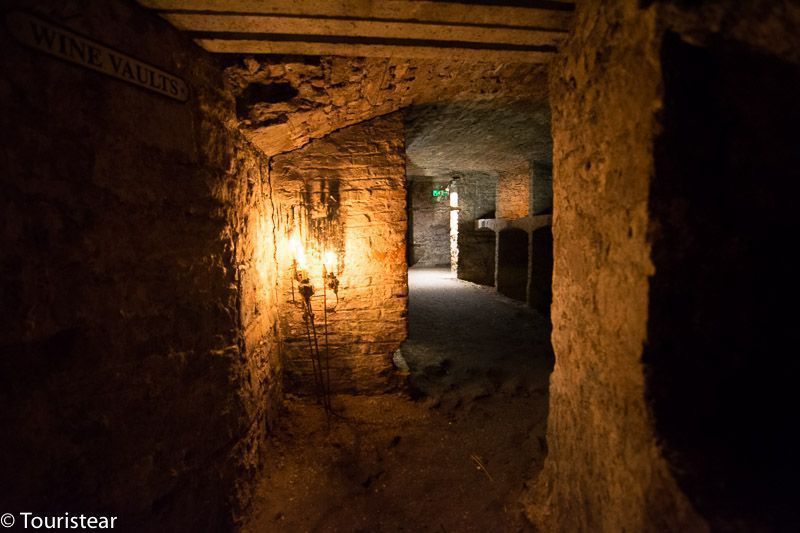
[137,0,574,62]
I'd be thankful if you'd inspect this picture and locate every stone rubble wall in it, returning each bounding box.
[226,57,549,156]
[455,173,497,286]
[408,178,451,267]
[271,113,408,395]
[524,2,704,531]
[496,163,531,219]
[526,0,800,530]
[0,0,282,529]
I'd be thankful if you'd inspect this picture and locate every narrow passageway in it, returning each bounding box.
[4,1,796,530]
[244,267,553,532]
[403,267,553,405]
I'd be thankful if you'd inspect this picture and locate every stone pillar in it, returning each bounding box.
[455,172,497,286]
[524,1,703,531]
[495,162,531,295]
[496,162,530,219]
[528,0,800,528]
[408,177,451,267]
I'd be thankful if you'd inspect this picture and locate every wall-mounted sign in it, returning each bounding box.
[5,10,189,102]
[432,187,449,198]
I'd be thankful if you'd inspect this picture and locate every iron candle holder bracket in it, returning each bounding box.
[288,256,341,423]
[323,268,340,312]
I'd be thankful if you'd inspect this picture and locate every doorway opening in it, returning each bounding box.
[397,101,556,530]
[449,180,459,272]
[407,177,452,268]
[645,32,800,531]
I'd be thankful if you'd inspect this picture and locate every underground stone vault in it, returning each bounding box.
[1,1,798,531]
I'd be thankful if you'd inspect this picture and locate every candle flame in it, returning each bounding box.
[289,233,308,269]
[323,251,337,272]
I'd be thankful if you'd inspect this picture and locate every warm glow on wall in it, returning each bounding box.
[323,251,337,272]
[285,226,341,421]
[289,232,309,270]
[287,229,341,277]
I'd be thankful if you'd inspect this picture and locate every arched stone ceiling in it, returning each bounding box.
[404,100,551,178]
[223,56,551,158]
[138,1,570,160]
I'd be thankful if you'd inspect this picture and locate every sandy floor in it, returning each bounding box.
[245,268,554,532]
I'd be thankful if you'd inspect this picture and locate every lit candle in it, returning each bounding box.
[296,247,308,270]
[323,251,337,273]
[289,234,308,270]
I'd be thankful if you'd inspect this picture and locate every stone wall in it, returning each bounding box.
[496,162,537,303]
[408,177,451,267]
[272,113,408,395]
[524,2,702,531]
[455,173,496,286]
[496,163,530,219]
[226,57,549,156]
[0,1,281,529]
[527,0,800,531]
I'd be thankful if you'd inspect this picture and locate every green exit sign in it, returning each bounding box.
[432,188,449,198]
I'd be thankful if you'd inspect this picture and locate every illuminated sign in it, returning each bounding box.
[432,187,449,198]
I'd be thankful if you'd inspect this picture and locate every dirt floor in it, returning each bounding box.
[244,268,554,532]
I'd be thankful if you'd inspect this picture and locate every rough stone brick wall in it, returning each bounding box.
[523,2,703,532]
[524,0,800,530]
[455,173,496,286]
[272,113,407,395]
[226,57,549,156]
[496,163,530,219]
[409,178,451,267]
[229,140,283,514]
[0,1,281,529]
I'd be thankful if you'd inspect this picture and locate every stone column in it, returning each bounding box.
[496,162,531,219]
